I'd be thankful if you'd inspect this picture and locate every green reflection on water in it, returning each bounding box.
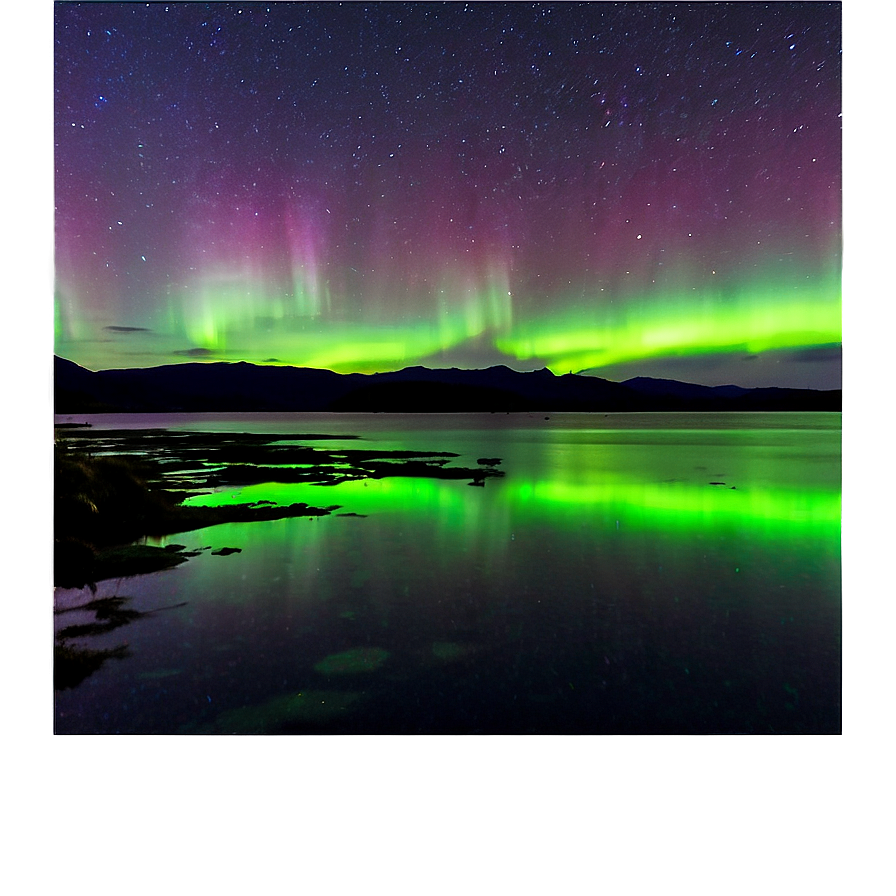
[187,690,363,734]
[314,647,390,674]
[185,469,839,540]
[185,476,470,521]
[64,416,840,734]
[508,477,840,535]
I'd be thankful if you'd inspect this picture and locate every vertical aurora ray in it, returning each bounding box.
[432,255,514,344]
[164,236,519,372]
[284,207,330,320]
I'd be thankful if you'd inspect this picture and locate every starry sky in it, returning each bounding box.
[53,1,842,388]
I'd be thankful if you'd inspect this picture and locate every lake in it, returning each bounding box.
[53,412,841,734]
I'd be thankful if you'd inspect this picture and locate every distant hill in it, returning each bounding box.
[54,356,841,414]
[619,375,840,411]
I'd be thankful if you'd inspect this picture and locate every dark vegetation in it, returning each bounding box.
[57,596,151,640]
[54,641,130,691]
[54,432,340,588]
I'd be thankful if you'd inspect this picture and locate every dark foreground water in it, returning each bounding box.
[54,412,840,734]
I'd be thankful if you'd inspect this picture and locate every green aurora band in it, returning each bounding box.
[496,276,841,374]
[57,267,841,377]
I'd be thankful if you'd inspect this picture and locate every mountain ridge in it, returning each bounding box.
[53,356,841,414]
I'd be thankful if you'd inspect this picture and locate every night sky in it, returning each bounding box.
[53,1,842,388]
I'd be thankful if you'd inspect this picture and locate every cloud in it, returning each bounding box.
[785,345,842,364]
[173,347,218,357]
[104,325,151,333]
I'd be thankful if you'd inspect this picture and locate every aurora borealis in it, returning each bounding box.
[54,1,842,388]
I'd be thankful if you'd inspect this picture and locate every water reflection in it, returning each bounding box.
[184,436,840,542]
[55,413,840,734]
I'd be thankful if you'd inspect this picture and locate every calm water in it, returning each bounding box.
[54,412,841,734]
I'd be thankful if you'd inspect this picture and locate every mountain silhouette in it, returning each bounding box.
[54,356,841,414]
